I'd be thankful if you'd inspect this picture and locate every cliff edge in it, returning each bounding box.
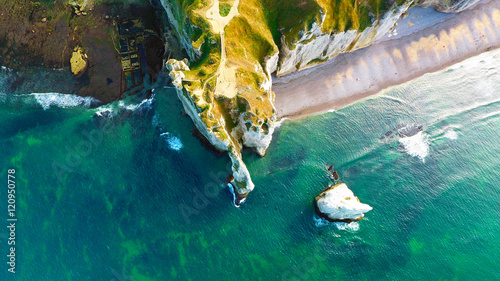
[159,0,480,201]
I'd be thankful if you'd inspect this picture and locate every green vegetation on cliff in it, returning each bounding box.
[259,0,400,47]
[165,0,415,194]
[166,0,405,138]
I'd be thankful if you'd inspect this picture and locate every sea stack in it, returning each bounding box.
[315,183,372,223]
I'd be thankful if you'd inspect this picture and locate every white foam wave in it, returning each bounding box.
[94,95,155,118]
[137,95,154,109]
[313,215,331,227]
[227,183,241,208]
[118,95,154,112]
[335,221,360,232]
[313,215,360,232]
[31,93,100,110]
[274,117,289,128]
[398,131,430,162]
[118,101,136,111]
[1,66,13,72]
[160,132,183,151]
[444,128,458,140]
[118,100,143,111]
[94,108,114,118]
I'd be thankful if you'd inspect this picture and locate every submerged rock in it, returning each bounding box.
[315,183,372,223]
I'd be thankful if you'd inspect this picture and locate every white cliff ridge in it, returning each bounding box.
[158,0,480,203]
[276,0,481,76]
[277,1,412,76]
[160,0,277,200]
[166,59,257,197]
[315,183,372,222]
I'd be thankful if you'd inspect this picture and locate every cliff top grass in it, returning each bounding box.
[171,0,414,143]
[168,0,276,158]
[260,0,402,47]
[176,0,405,66]
[219,2,232,16]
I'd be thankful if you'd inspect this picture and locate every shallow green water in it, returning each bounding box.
[1,49,499,281]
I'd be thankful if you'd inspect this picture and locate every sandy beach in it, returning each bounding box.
[273,0,500,119]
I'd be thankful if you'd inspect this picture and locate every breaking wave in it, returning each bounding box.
[160,132,183,151]
[444,128,458,140]
[313,215,360,232]
[399,131,430,162]
[117,98,152,112]
[94,95,155,118]
[335,221,360,232]
[228,183,239,208]
[227,183,245,208]
[31,93,100,110]
[1,66,13,72]
[313,215,331,227]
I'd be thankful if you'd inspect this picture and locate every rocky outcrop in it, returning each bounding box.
[315,183,372,223]
[158,0,202,60]
[159,0,479,203]
[161,0,279,200]
[166,58,266,198]
[70,46,88,77]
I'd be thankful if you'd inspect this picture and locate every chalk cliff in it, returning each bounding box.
[315,183,372,222]
[161,0,279,199]
[276,0,482,75]
[158,0,479,201]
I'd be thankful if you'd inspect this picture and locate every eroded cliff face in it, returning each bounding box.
[162,0,279,198]
[158,0,201,60]
[159,0,479,201]
[276,0,481,75]
[277,1,412,76]
[315,183,372,223]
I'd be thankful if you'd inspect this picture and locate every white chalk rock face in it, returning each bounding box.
[276,1,411,76]
[315,183,372,222]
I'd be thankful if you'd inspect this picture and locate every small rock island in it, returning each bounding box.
[315,183,372,223]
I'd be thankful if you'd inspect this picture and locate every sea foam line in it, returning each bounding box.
[313,215,360,232]
[94,94,155,118]
[30,93,100,110]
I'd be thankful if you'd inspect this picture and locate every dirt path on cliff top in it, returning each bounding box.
[273,0,500,119]
[205,0,240,99]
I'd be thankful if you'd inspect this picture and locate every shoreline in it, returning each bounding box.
[273,0,500,120]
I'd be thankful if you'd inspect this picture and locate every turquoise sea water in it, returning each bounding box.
[1,48,500,281]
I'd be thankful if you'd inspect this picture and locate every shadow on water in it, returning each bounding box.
[0,107,69,140]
